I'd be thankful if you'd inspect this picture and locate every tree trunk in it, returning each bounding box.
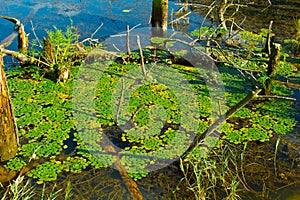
[0,54,18,162]
[151,0,168,35]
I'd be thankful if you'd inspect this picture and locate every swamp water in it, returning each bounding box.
[1,0,300,199]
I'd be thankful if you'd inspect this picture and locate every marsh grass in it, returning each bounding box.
[0,176,65,200]
[0,176,34,200]
[179,145,243,200]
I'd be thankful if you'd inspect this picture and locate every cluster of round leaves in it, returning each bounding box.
[220,67,297,144]
[27,161,63,182]
[4,43,298,182]
[76,53,220,179]
[5,68,113,182]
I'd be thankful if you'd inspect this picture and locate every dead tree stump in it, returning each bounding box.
[0,54,18,161]
[151,0,168,37]
[265,40,282,95]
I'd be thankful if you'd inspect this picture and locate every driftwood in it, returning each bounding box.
[0,15,28,51]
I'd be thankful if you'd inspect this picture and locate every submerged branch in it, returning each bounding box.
[104,145,144,200]
[0,33,17,48]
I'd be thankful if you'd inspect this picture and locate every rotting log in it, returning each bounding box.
[267,42,281,78]
[0,53,19,162]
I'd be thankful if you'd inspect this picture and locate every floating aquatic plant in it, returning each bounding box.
[63,156,89,173]
[4,26,299,184]
[5,157,27,171]
[27,161,63,182]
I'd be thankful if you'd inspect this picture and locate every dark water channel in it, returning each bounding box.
[1,0,300,199]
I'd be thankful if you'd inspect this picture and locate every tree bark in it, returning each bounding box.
[0,54,18,162]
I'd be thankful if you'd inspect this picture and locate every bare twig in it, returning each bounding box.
[90,23,103,39]
[175,2,212,7]
[126,25,131,55]
[274,136,280,176]
[136,35,147,78]
[30,20,43,48]
[275,80,300,90]
[199,1,216,31]
[110,24,141,38]
[256,95,296,101]
[112,44,121,52]
[168,11,192,25]
[80,23,103,44]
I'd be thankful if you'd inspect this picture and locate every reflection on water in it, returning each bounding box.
[0,0,153,45]
[189,0,300,41]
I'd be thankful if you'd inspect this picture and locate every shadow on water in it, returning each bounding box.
[188,0,300,41]
[239,88,300,199]
[30,163,192,200]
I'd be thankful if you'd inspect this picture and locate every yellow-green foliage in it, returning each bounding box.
[46,25,79,67]
[296,19,300,42]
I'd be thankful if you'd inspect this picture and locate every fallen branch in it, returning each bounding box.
[256,95,296,101]
[30,20,43,48]
[0,47,50,67]
[275,80,300,90]
[136,35,147,78]
[182,88,262,159]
